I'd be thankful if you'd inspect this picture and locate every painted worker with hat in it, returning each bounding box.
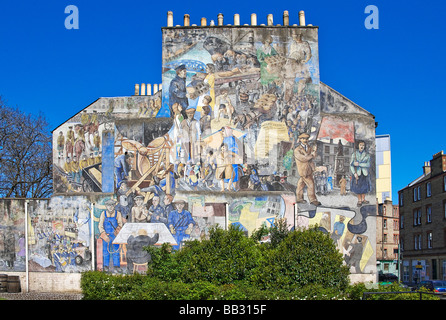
[293,132,321,206]
[167,199,195,250]
[168,64,190,118]
[180,106,201,162]
[98,199,124,272]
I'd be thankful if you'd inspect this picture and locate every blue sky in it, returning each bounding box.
[0,0,444,203]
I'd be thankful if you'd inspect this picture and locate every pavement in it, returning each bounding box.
[0,291,83,300]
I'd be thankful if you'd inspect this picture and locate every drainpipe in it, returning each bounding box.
[91,202,95,271]
[25,201,29,292]
[225,202,229,230]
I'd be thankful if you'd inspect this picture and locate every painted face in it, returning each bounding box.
[358,142,365,152]
[176,203,185,211]
[179,69,187,78]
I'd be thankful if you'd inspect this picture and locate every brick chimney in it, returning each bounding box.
[423,161,431,175]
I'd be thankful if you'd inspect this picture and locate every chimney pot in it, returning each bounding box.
[283,10,289,26]
[267,14,273,26]
[167,11,173,27]
[299,10,306,26]
[134,84,140,96]
[184,14,190,27]
[234,14,240,26]
[218,13,224,26]
[251,13,257,26]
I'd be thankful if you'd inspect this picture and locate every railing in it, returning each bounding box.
[362,291,446,300]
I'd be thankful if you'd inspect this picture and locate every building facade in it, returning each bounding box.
[0,10,378,291]
[375,134,399,279]
[398,151,446,282]
[376,199,399,278]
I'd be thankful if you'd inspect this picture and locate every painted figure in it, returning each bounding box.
[180,107,200,162]
[168,64,189,117]
[350,140,371,207]
[167,199,195,250]
[126,229,159,273]
[256,35,278,88]
[114,152,134,189]
[131,195,149,223]
[294,132,321,206]
[98,199,123,273]
[148,195,168,224]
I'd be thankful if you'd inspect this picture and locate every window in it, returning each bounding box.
[400,215,404,229]
[415,234,422,250]
[393,219,399,229]
[383,233,388,243]
[393,234,399,244]
[426,182,432,197]
[399,193,404,206]
[426,205,432,223]
[413,186,421,202]
[383,218,387,229]
[414,208,422,226]
[427,232,433,249]
[444,200,446,219]
[444,176,446,192]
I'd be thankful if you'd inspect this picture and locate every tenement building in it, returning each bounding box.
[0,10,378,292]
[398,151,446,282]
[375,134,400,279]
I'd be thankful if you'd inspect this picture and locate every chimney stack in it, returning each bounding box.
[423,161,431,175]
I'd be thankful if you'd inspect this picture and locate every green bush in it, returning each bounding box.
[250,226,349,291]
[81,225,354,300]
[147,225,262,285]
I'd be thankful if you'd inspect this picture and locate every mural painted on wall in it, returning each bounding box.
[27,197,93,272]
[52,95,162,194]
[47,25,377,275]
[92,195,226,273]
[160,27,322,194]
[228,194,295,236]
[0,200,26,272]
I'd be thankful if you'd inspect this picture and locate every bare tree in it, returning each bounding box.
[0,96,52,198]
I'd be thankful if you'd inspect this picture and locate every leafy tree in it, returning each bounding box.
[0,96,52,198]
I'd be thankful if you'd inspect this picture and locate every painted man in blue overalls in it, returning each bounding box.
[167,199,195,250]
[98,199,123,273]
